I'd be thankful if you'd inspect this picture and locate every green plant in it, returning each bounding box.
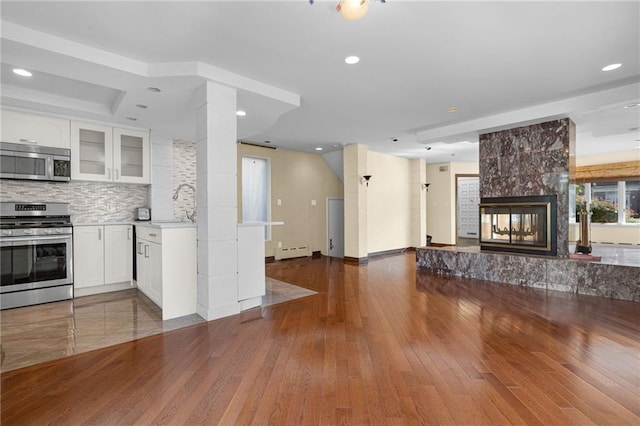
[590,198,618,223]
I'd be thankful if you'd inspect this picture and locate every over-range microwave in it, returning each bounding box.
[0,142,71,182]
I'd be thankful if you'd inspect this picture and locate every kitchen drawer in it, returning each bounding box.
[135,225,161,243]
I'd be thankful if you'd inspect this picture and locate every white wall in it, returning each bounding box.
[366,151,413,253]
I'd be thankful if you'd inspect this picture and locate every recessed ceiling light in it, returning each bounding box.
[236,110,247,116]
[345,56,360,65]
[623,103,640,109]
[448,106,458,113]
[135,104,148,109]
[147,87,161,93]
[602,63,622,71]
[315,147,323,151]
[12,68,32,77]
[126,117,138,121]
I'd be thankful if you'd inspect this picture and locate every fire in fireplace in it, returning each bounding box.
[479,195,557,256]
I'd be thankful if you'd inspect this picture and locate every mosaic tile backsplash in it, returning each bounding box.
[0,180,149,223]
[479,118,574,256]
[172,140,197,220]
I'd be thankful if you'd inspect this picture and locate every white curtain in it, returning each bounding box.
[242,156,268,223]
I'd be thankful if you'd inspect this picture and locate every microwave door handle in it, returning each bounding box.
[46,156,54,181]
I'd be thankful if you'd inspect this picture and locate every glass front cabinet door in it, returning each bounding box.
[71,121,113,182]
[71,122,149,184]
[113,128,149,184]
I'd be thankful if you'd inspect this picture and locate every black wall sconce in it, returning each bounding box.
[361,175,372,186]
[422,183,431,191]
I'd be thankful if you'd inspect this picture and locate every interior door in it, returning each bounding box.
[327,198,344,258]
[457,176,480,238]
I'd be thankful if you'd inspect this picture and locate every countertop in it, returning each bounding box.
[74,221,282,229]
[133,220,197,229]
[73,220,196,229]
[238,221,284,227]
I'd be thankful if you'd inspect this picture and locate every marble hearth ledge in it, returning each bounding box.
[416,246,640,302]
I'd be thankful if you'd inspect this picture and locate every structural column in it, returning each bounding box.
[343,144,368,263]
[410,158,427,248]
[195,81,240,320]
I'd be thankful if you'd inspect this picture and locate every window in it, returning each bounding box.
[625,180,640,223]
[241,156,271,238]
[590,181,618,223]
[572,180,639,225]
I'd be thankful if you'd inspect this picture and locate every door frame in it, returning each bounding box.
[326,197,344,258]
[455,174,479,242]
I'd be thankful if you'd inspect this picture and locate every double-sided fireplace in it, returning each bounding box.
[479,195,557,256]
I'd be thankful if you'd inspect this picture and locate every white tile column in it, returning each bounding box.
[148,132,174,221]
[195,81,240,320]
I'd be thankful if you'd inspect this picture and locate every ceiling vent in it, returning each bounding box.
[439,165,449,172]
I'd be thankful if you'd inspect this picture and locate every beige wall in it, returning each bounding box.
[577,149,640,166]
[366,151,413,253]
[569,223,640,245]
[426,162,479,245]
[237,144,343,257]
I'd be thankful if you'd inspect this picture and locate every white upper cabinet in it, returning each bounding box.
[71,121,113,181]
[1,110,70,149]
[71,121,149,184]
[113,128,149,184]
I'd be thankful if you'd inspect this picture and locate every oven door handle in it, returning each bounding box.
[0,235,71,244]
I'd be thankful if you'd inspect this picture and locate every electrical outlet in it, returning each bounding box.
[277,198,282,206]
[311,199,316,206]
[277,241,282,248]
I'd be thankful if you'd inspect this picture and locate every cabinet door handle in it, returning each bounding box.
[115,169,119,180]
[107,168,111,179]
[20,138,37,144]
[137,242,144,255]
[98,228,102,240]
[144,244,149,258]
[127,228,132,240]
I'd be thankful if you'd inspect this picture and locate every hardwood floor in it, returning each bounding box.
[2,253,639,425]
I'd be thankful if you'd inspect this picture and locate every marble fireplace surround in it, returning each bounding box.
[416,247,640,302]
[418,119,639,302]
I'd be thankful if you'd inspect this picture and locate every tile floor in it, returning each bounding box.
[0,278,316,373]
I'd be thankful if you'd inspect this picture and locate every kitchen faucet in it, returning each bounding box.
[172,183,197,222]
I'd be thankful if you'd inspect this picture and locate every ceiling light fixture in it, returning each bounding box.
[602,63,622,71]
[448,106,458,113]
[236,110,247,116]
[345,56,360,65]
[623,103,640,109]
[315,147,323,151]
[309,0,385,21]
[135,104,148,109]
[147,87,161,93]
[126,117,138,121]
[12,68,32,77]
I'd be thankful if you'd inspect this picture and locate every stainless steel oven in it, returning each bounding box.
[0,202,73,310]
[0,142,71,182]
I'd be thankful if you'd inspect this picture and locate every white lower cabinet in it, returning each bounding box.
[74,225,133,295]
[136,225,196,320]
